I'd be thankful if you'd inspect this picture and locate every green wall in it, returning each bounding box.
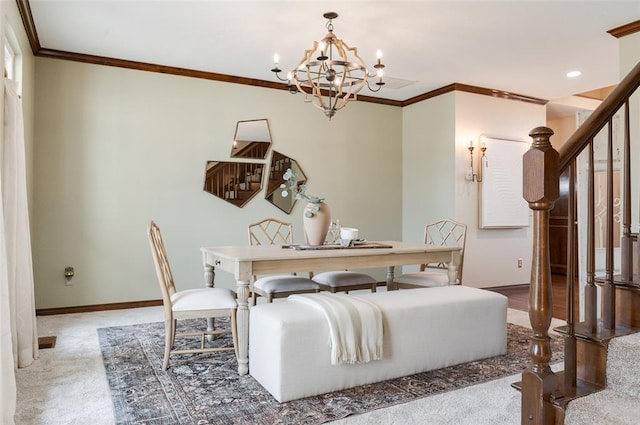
[32,58,403,308]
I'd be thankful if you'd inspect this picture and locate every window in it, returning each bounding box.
[4,22,22,96]
[4,38,14,79]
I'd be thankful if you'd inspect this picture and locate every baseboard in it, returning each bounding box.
[483,283,529,291]
[34,283,528,315]
[36,299,163,316]
[35,285,392,315]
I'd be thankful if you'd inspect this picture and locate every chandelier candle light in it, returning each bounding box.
[271,12,386,119]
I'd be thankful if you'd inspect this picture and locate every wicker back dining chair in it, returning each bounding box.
[395,218,467,289]
[148,221,238,370]
[248,218,319,304]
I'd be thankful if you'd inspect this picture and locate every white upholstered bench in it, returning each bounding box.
[249,286,508,402]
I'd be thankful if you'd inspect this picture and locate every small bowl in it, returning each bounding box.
[340,227,359,241]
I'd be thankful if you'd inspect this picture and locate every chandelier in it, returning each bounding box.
[270,12,386,119]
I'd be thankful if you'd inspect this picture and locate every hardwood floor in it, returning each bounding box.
[488,273,568,320]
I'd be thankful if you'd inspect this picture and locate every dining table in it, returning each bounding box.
[201,240,462,376]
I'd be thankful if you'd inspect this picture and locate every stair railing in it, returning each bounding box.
[521,60,640,425]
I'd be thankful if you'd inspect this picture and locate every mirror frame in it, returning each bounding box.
[230,119,272,160]
[265,151,307,214]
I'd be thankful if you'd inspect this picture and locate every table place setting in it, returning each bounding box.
[283,241,393,251]
[281,222,393,250]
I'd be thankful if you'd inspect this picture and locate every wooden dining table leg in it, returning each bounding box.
[447,250,461,285]
[202,256,249,375]
[386,266,395,290]
[204,262,216,341]
[235,278,250,376]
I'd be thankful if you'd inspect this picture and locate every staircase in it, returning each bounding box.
[231,140,271,159]
[520,61,640,424]
[564,333,640,424]
[203,161,264,207]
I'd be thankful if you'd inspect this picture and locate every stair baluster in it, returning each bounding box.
[564,161,577,390]
[603,118,616,330]
[621,100,633,281]
[585,141,597,333]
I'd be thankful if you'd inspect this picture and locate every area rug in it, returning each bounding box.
[98,319,563,425]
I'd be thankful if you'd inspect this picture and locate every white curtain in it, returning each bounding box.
[0,194,16,425]
[0,78,39,425]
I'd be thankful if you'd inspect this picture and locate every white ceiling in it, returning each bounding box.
[28,1,640,104]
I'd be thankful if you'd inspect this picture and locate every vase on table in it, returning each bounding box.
[303,201,331,246]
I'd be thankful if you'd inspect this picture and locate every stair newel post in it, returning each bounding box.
[522,126,560,425]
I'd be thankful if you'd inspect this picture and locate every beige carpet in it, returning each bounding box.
[15,302,565,425]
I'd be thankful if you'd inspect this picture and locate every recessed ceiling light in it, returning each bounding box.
[566,70,582,78]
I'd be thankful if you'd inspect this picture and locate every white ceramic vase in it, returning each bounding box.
[303,202,331,246]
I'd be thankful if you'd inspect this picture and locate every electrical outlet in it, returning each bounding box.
[517,258,523,268]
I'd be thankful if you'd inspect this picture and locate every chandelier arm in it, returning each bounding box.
[366,81,384,92]
[272,71,289,83]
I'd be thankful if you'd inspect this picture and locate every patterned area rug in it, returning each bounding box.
[98,319,563,425]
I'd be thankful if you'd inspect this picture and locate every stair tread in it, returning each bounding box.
[512,373,603,406]
[550,373,604,406]
[554,322,639,343]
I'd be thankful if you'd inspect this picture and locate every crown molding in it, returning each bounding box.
[16,0,40,53]
[608,20,640,38]
[16,0,547,108]
[402,83,547,106]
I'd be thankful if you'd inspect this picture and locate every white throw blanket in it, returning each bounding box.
[289,293,383,365]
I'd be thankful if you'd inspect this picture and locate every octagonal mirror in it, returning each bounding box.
[230,119,272,159]
[203,161,264,208]
[265,151,306,214]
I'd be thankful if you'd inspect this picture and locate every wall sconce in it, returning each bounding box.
[465,140,487,182]
[64,266,74,279]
